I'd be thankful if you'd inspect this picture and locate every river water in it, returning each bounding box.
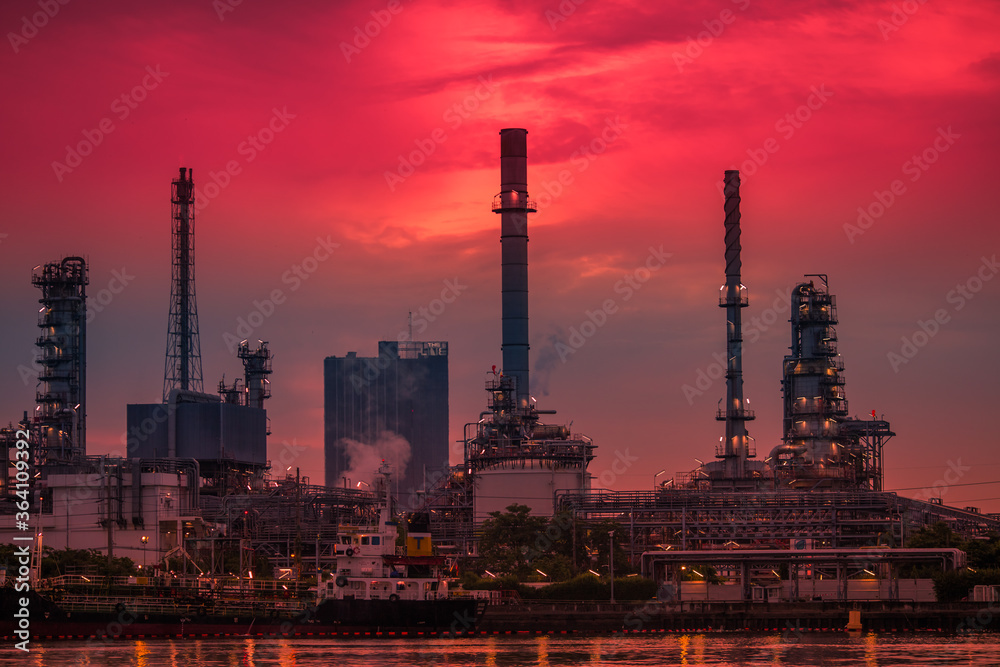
[7,634,1000,666]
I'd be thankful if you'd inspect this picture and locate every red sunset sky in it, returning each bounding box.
[1,0,998,510]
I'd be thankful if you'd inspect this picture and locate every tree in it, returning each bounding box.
[478,504,549,578]
[38,547,136,578]
[906,522,959,549]
[585,519,632,576]
[906,523,1000,570]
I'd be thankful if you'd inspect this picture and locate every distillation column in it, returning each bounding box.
[239,340,273,410]
[493,129,536,409]
[33,257,89,463]
[773,277,852,487]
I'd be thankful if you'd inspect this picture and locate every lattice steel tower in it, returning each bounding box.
[163,167,204,400]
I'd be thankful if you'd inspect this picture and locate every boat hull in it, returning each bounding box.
[316,597,481,632]
[1,588,483,640]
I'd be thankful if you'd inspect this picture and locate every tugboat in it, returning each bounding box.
[314,464,490,633]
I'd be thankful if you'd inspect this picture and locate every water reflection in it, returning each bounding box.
[20,633,1000,666]
[864,631,877,667]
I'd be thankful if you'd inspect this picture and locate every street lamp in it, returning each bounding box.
[608,530,615,604]
[653,469,666,489]
[141,535,149,570]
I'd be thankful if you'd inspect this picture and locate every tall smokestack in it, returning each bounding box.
[493,129,536,408]
[717,169,754,478]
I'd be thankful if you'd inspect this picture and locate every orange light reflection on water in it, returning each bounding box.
[865,631,878,667]
[276,638,296,666]
[679,634,690,665]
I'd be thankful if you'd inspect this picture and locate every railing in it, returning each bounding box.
[492,191,537,212]
[715,408,755,420]
[718,288,749,307]
[558,489,900,513]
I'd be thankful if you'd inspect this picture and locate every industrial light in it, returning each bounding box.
[588,569,600,576]
[535,569,548,577]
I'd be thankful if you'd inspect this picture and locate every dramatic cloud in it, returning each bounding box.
[1,0,998,509]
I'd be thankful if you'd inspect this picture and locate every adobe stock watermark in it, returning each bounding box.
[17,346,43,386]
[384,75,500,191]
[349,278,467,391]
[525,447,639,561]
[672,0,751,72]
[553,246,671,362]
[7,0,70,54]
[16,267,134,385]
[620,600,663,634]
[843,127,959,244]
[544,0,586,30]
[273,438,309,472]
[340,0,406,63]
[887,254,997,373]
[195,107,296,211]
[401,459,452,514]
[715,86,833,198]
[877,0,930,40]
[86,268,135,323]
[213,0,243,21]
[530,116,628,223]
[595,448,640,489]
[223,236,339,352]
[682,286,793,405]
[955,598,999,633]
[120,402,175,456]
[911,459,971,504]
[51,65,169,182]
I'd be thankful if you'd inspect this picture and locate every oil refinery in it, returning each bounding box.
[2,130,998,606]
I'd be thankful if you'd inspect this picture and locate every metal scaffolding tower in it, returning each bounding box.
[33,257,88,463]
[239,340,272,410]
[163,167,204,401]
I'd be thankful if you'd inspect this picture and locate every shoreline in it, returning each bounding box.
[3,599,999,641]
